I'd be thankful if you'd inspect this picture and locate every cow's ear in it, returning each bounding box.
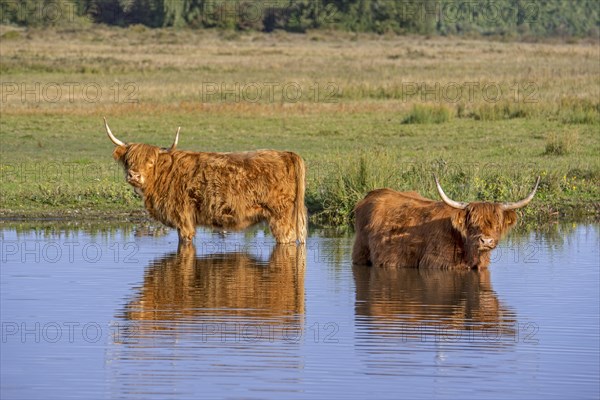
[450,209,468,236]
[502,210,518,230]
[112,145,127,161]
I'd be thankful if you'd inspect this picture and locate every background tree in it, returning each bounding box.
[1,0,597,38]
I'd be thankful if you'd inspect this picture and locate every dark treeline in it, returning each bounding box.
[1,0,598,37]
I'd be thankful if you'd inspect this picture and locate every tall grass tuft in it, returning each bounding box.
[544,130,579,155]
[306,155,600,226]
[470,101,538,121]
[559,98,600,124]
[402,104,453,124]
[307,151,404,225]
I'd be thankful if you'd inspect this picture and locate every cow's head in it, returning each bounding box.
[434,175,540,266]
[104,118,180,191]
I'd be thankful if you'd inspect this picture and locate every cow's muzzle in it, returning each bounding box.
[479,237,496,250]
[127,171,143,186]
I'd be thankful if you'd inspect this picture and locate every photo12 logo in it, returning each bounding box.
[0,240,139,264]
[1,82,139,104]
[401,81,539,103]
[399,1,539,24]
[199,1,338,25]
[0,1,78,23]
[1,321,341,345]
[2,322,108,344]
[0,162,123,184]
[200,82,340,103]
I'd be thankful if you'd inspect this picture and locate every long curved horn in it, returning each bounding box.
[104,117,125,147]
[169,127,180,151]
[434,175,468,209]
[501,176,541,210]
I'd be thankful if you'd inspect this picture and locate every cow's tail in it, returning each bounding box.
[292,153,307,244]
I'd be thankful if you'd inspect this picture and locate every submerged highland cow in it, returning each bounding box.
[104,118,307,244]
[352,176,540,269]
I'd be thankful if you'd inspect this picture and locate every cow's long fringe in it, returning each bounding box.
[293,153,307,243]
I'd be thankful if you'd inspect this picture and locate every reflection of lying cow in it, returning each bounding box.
[121,244,305,329]
[352,265,516,340]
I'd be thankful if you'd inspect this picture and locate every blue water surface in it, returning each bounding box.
[1,224,598,400]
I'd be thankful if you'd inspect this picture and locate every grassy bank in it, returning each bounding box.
[1,27,599,227]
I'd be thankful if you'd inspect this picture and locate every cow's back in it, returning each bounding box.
[353,188,441,267]
[354,188,435,231]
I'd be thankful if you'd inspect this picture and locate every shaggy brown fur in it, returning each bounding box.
[111,140,307,244]
[352,189,519,269]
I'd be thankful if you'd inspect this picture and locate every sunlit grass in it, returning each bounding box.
[0,27,598,225]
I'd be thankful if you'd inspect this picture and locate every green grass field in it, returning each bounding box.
[1,26,599,226]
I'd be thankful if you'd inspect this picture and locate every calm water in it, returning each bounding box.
[1,223,599,400]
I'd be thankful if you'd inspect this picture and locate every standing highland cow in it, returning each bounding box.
[104,118,307,244]
[352,176,540,269]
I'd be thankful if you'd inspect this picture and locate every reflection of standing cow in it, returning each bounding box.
[352,265,516,337]
[121,244,305,329]
[105,118,307,244]
[353,176,540,268]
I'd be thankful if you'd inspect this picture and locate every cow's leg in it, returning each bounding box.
[177,240,196,255]
[177,222,196,243]
[269,214,296,244]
